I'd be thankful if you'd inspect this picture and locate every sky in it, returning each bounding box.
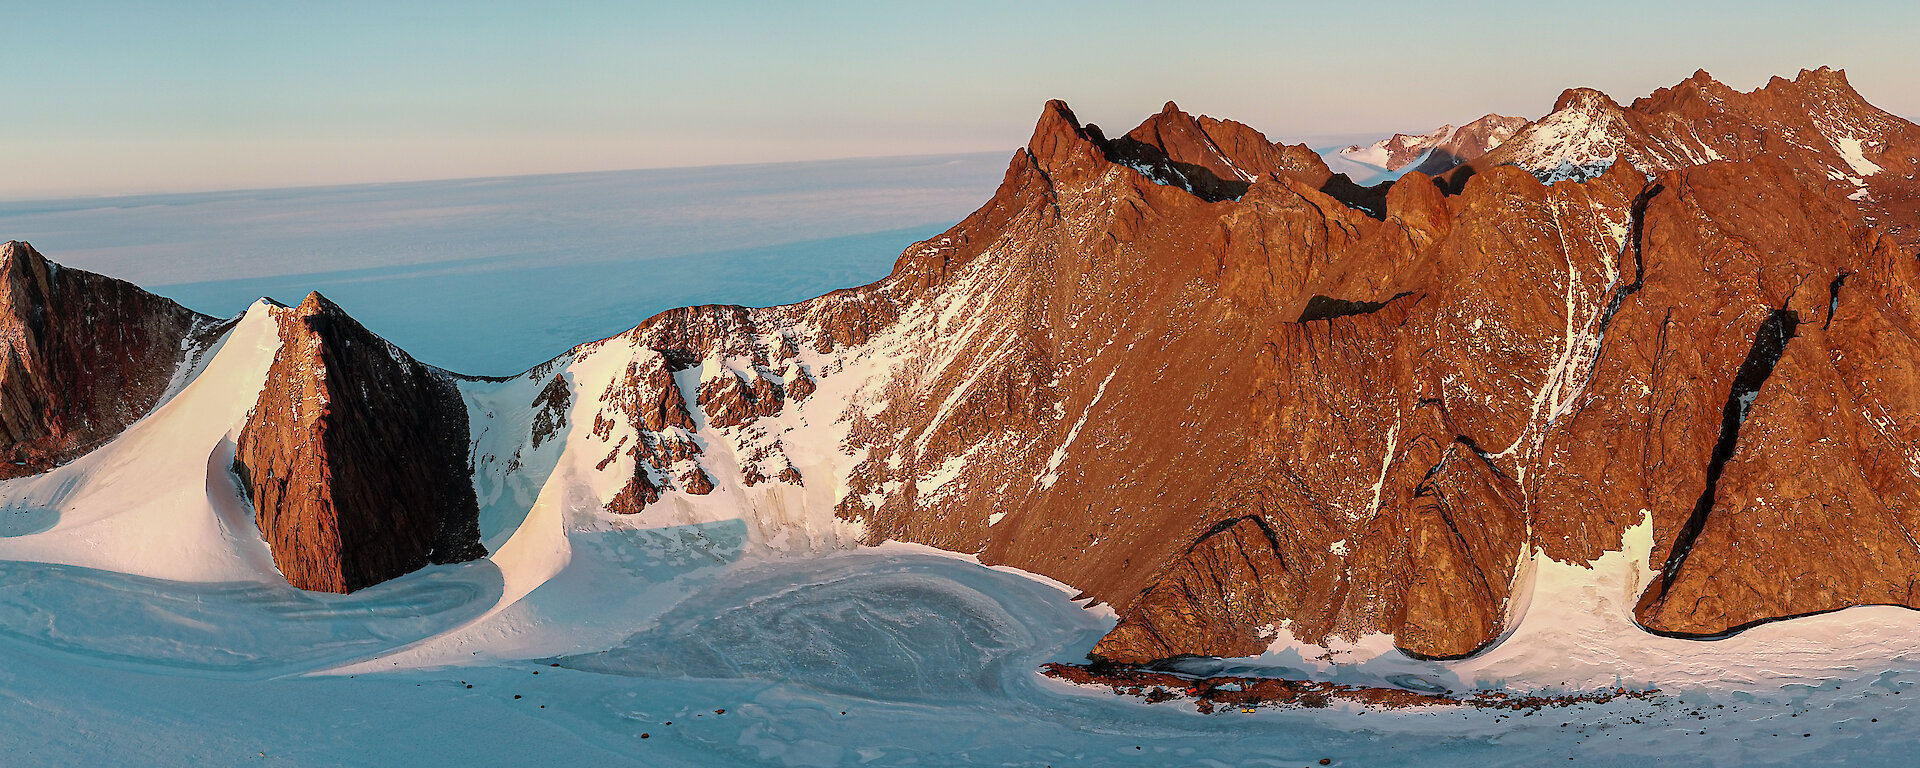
[6,0,1918,199]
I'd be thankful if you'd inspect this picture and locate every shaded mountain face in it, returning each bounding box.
[233,293,485,594]
[1100,101,1333,200]
[5,68,1920,665]
[0,241,218,479]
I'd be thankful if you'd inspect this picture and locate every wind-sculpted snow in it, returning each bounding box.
[562,555,1056,702]
[0,560,500,677]
[11,547,1920,765]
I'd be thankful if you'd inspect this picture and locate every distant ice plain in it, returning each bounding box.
[0,153,1007,375]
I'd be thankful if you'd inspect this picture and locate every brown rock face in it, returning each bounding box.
[1101,101,1333,200]
[525,70,1920,664]
[606,469,660,515]
[1092,517,1295,661]
[696,366,785,428]
[0,241,214,478]
[233,293,484,593]
[1575,159,1920,638]
[1468,67,1920,249]
[32,68,1917,656]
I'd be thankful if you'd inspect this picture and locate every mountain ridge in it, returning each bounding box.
[2,66,1918,665]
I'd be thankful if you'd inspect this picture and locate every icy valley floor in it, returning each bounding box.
[7,543,1920,767]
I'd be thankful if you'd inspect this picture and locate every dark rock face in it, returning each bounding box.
[0,241,213,479]
[1076,74,1920,660]
[233,293,484,594]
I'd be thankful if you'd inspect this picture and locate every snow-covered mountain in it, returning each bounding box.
[3,69,1920,757]
[1464,68,1920,237]
[1322,114,1527,184]
[1338,124,1451,170]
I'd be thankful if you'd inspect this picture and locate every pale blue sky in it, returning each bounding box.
[6,0,1915,198]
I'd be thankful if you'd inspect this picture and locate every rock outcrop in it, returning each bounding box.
[479,70,1920,663]
[1467,67,1920,248]
[0,241,215,479]
[233,293,484,594]
[11,68,1920,658]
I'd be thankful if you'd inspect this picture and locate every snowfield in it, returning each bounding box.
[5,166,1920,766]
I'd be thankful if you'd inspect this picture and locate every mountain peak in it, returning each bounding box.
[1026,99,1104,172]
[1798,65,1847,83]
[1552,86,1622,114]
[295,290,338,315]
[1334,115,1530,180]
[237,282,484,593]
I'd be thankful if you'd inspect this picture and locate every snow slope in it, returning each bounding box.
[1318,146,1425,186]
[0,302,284,582]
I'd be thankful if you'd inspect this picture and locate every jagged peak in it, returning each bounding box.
[0,241,45,282]
[294,290,335,315]
[1466,112,1525,127]
[1026,99,1105,171]
[1796,65,1848,85]
[1776,65,1866,102]
[1633,69,1742,113]
[1125,100,1208,143]
[0,240,52,278]
[1552,87,1623,114]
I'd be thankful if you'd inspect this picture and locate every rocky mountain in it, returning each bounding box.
[1339,124,1452,170]
[1406,114,1530,175]
[3,67,1918,668]
[1463,67,1919,247]
[1330,114,1528,181]
[233,293,486,593]
[1101,101,1332,200]
[0,241,222,479]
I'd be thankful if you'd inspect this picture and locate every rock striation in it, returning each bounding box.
[233,293,484,593]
